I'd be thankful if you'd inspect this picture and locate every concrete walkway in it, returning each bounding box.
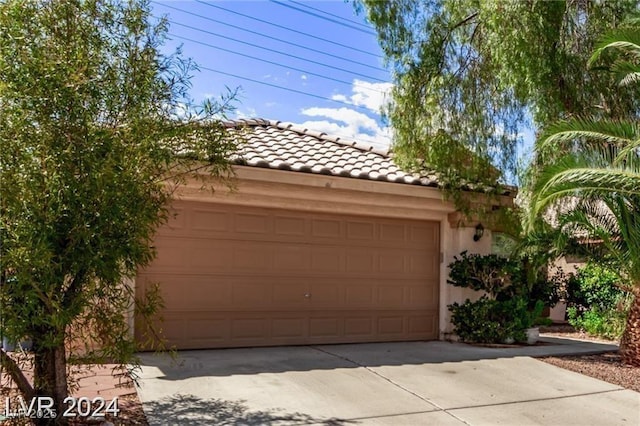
[136,337,639,425]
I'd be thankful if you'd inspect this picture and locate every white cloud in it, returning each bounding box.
[331,79,393,113]
[301,74,308,80]
[301,107,391,150]
[235,107,258,120]
[296,79,394,150]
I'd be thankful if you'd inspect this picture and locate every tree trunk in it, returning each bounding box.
[33,343,69,426]
[620,287,640,367]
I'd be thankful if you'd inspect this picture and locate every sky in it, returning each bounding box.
[151,0,394,150]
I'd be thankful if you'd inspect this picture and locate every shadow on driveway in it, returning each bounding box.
[143,393,354,425]
[137,338,618,381]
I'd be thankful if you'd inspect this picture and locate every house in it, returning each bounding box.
[134,118,513,350]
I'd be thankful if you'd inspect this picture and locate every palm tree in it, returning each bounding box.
[527,25,640,366]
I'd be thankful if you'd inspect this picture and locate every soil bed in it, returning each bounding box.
[538,325,640,393]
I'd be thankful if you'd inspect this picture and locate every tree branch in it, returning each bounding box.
[0,349,35,400]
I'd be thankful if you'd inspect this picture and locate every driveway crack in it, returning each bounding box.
[310,346,472,425]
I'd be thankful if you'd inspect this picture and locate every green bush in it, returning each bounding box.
[447,251,521,300]
[565,262,630,340]
[446,252,554,344]
[567,306,628,340]
[566,263,626,311]
[449,296,541,343]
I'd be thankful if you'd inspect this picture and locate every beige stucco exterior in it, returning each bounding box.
[133,165,508,346]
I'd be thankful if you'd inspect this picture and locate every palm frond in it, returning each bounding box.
[538,118,638,152]
[588,28,640,66]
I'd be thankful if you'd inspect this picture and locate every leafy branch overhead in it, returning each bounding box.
[359,0,639,189]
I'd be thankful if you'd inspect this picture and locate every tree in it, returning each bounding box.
[527,23,640,366]
[0,1,237,423]
[358,0,639,188]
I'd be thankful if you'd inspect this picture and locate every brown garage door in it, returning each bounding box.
[136,201,440,349]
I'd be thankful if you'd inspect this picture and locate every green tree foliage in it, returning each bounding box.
[0,1,237,422]
[358,0,639,187]
[527,22,640,366]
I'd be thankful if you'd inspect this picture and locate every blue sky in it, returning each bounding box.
[151,0,393,150]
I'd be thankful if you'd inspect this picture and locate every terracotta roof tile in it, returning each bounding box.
[224,118,440,188]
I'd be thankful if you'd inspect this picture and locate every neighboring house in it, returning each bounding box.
[134,118,514,350]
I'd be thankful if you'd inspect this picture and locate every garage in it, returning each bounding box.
[136,201,440,350]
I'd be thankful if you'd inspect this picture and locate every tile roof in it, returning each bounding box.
[224,118,440,187]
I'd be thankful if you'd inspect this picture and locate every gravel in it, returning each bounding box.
[538,325,640,393]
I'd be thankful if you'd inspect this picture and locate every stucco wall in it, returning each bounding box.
[439,226,493,338]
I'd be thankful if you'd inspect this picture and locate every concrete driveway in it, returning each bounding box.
[136,338,639,425]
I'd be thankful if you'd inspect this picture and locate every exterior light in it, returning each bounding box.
[473,223,484,242]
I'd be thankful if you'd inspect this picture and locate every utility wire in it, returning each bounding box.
[200,63,390,147]
[269,0,377,36]
[194,0,382,59]
[197,65,379,113]
[155,2,386,73]
[167,21,386,83]
[169,32,386,94]
[289,0,372,30]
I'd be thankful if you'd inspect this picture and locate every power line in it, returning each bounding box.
[197,64,380,114]
[167,20,386,83]
[269,0,376,36]
[289,0,372,30]
[194,0,382,59]
[168,32,386,94]
[155,2,385,72]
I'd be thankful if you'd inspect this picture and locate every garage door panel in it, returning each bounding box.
[273,245,310,270]
[136,201,440,349]
[345,249,375,273]
[310,246,344,273]
[308,282,343,307]
[234,212,271,234]
[378,252,406,274]
[156,207,187,236]
[192,209,230,233]
[377,285,406,307]
[274,215,307,237]
[189,239,233,271]
[272,317,307,339]
[408,284,438,307]
[346,220,376,240]
[149,238,191,272]
[378,316,405,335]
[408,314,437,335]
[344,317,374,337]
[309,317,342,338]
[272,281,307,306]
[232,318,269,340]
[410,223,439,246]
[162,277,233,310]
[231,281,273,307]
[379,223,406,242]
[408,253,439,278]
[344,283,375,306]
[311,218,343,239]
[232,246,272,270]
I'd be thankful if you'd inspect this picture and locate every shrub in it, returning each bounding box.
[449,296,527,343]
[447,251,521,300]
[567,306,628,340]
[565,262,631,340]
[447,252,551,344]
[566,263,626,311]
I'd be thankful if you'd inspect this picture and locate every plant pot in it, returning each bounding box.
[2,337,32,352]
[2,336,15,351]
[526,327,539,345]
